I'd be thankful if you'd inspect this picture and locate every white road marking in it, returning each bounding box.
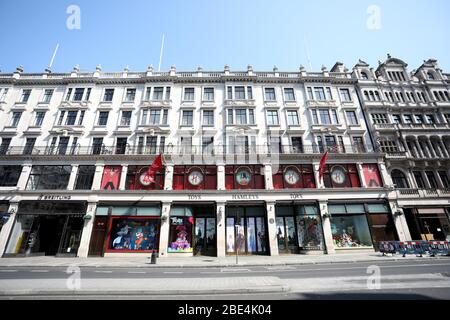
[163,271,183,274]
[94,270,113,273]
[0,270,17,272]
[221,268,251,272]
[127,271,146,274]
[30,270,49,273]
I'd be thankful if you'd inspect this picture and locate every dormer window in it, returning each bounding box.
[360,72,369,80]
[427,72,435,80]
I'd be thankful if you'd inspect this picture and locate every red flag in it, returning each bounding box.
[318,150,329,182]
[144,154,164,184]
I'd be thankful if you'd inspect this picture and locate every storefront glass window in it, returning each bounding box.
[367,204,389,213]
[108,217,159,251]
[330,204,373,248]
[295,205,324,250]
[168,206,193,253]
[75,165,95,190]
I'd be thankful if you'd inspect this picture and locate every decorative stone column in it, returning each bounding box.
[426,139,436,158]
[319,201,335,254]
[91,163,105,190]
[118,164,128,190]
[356,162,367,188]
[164,164,174,190]
[438,137,449,158]
[388,201,411,241]
[0,202,19,257]
[378,161,393,187]
[313,162,324,188]
[158,201,172,258]
[413,137,424,158]
[264,164,274,190]
[216,201,226,257]
[67,164,79,191]
[217,163,225,190]
[265,201,278,256]
[16,163,32,190]
[77,202,97,258]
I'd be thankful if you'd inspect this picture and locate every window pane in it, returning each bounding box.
[330,215,373,247]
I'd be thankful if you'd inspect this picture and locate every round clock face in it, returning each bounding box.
[331,167,346,185]
[188,170,203,186]
[139,172,154,186]
[284,169,300,185]
[236,169,251,186]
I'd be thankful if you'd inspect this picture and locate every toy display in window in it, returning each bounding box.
[170,226,191,251]
[110,219,158,251]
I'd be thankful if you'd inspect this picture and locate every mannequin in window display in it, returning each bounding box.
[258,231,266,252]
[113,223,131,249]
[236,227,245,252]
[227,234,234,251]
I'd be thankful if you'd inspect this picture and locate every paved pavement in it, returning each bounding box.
[0,252,448,268]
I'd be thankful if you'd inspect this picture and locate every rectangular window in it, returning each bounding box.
[57,111,65,125]
[11,112,22,127]
[287,110,299,125]
[311,109,318,124]
[392,114,401,124]
[264,88,276,101]
[345,110,358,125]
[203,110,214,125]
[66,111,77,125]
[145,87,152,100]
[23,138,36,155]
[65,88,72,101]
[426,114,435,124]
[0,88,9,102]
[162,109,168,124]
[249,109,255,124]
[307,87,314,100]
[35,112,45,126]
[125,88,136,101]
[184,88,194,101]
[326,87,333,100]
[165,87,171,100]
[340,88,351,102]
[43,89,53,103]
[85,88,91,101]
[284,88,295,101]
[415,114,424,124]
[0,138,12,155]
[75,165,95,190]
[92,138,103,155]
[319,109,331,124]
[266,110,279,125]
[235,86,245,99]
[331,109,339,124]
[203,87,214,101]
[115,138,128,154]
[182,110,193,126]
[439,171,450,188]
[149,109,161,125]
[20,89,31,103]
[26,165,72,190]
[141,109,148,125]
[78,110,85,125]
[372,113,388,124]
[314,87,326,100]
[103,89,114,102]
[426,171,438,189]
[121,111,132,126]
[414,172,425,189]
[152,87,164,100]
[146,136,157,154]
[227,109,233,124]
[227,86,233,100]
[247,86,253,100]
[73,88,84,101]
[98,111,109,126]
[403,114,412,124]
[236,109,247,125]
[0,165,22,186]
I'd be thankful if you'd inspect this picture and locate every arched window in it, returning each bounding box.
[369,91,375,101]
[375,91,381,101]
[391,169,409,189]
[427,72,435,80]
[361,72,369,80]
[445,91,450,101]
[364,91,370,101]
[439,91,445,102]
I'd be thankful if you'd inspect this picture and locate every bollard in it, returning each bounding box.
[150,251,157,264]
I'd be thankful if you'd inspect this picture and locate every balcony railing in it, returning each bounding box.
[0,143,378,157]
[397,188,450,198]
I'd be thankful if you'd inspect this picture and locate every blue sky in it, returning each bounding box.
[0,0,449,73]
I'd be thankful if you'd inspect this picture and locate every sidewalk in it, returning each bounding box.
[1,252,448,268]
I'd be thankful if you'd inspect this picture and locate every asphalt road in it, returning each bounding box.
[0,259,449,279]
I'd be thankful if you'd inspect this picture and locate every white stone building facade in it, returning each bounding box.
[0,63,413,258]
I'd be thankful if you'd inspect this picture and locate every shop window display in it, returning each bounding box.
[108,217,159,252]
[296,206,324,250]
[330,204,373,248]
[168,216,193,253]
